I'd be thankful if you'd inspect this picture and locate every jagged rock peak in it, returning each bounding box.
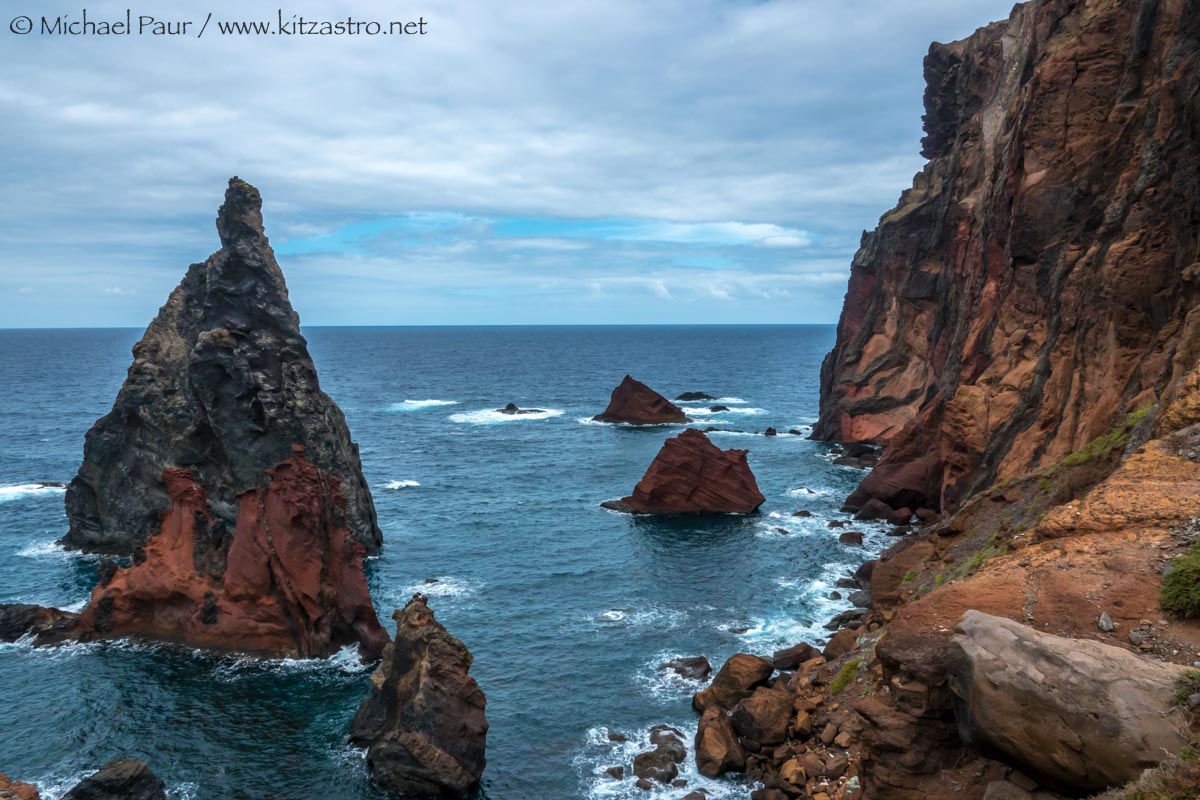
[63,178,381,555]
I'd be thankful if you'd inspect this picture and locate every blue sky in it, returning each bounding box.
[0,0,1018,327]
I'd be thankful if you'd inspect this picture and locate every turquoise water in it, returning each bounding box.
[0,325,884,799]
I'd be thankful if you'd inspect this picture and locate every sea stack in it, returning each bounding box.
[62,177,381,556]
[350,596,488,797]
[604,428,764,514]
[593,375,689,425]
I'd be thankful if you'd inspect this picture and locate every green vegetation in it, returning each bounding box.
[934,574,944,586]
[1161,550,1200,619]
[829,658,862,695]
[1037,476,1052,492]
[1060,405,1153,467]
[1172,670,1200,706]
[902,570,916,584]
[1091,755,1200,800]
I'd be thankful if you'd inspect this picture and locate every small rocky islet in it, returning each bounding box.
[5,0,1200,797]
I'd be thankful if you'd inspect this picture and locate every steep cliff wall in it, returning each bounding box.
[816,0,1200,513]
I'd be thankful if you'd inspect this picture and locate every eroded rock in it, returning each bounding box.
[593,375,689,425]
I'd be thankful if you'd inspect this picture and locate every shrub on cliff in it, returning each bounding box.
[1161,550,1200,618]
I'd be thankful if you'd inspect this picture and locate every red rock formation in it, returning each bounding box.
[0,774,40,800]
[815,0,1200,513]
[350,596,488,797]
[593,375,689,425]
[605,429,765,514]
[74,445,387,659]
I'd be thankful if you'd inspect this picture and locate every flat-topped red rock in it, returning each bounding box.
[593,375,689,425]
[604,428,765,514]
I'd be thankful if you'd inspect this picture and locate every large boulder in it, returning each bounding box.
[62,759,166,800]
[605,429,765,514]
[350,596,488,797]
[63,178,381,556]
[731,686,793,745]
[694,708,746,778]
[66,450,387,659]
[592,375,689,425]
[693,652,774,712]
[947,611,1193,792]
[0,774,40,800]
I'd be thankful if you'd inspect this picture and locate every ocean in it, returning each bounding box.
[0,325,888,800]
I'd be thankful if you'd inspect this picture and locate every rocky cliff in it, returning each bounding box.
[815,0,1200,514]
[63,178,381,555]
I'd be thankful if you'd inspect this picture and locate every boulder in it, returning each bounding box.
[947,611,1192,792]
[70,450,388,659]
[0,774,40,800]
[593,375,689,425]
[0,603,78,644]
[661,656,712,680]
[62,178,380,556]
[853,498,893,521]
[607,429,765,514]
[62,759,165,800]
[693,653,774,712]
[823,627,858,660]
[497,403,546,415]
[676,392,717,402]
[731,687,793,745]
[633,725,687,784]
[839,531,864,546]
[772,642,818,671]
[694,708,746,777]
[350,596,487,797]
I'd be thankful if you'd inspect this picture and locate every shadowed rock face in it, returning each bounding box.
[593,375,689,425]
[350,596,488,798]
[606,429,765,514]
[63,178,381,555]
[815,0,1200,513]
[948,611,1192,792]
[62,759,166,800]
[70,447,388,659]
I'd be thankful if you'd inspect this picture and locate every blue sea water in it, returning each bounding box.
[0,325,885,800]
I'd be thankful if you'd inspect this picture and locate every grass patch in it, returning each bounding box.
[1162,551,1200,618]
[1037,477,1052,492]
[1090,755,1200,800]
[902,570,916,584]
[830,658,862,695]
[1173,670,1200,706]
[1060,405,1153,467]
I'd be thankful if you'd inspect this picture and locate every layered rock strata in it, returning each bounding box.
[593,375,689,425]
[63,178,381,555]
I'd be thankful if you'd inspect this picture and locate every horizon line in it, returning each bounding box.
[0,322,838,332]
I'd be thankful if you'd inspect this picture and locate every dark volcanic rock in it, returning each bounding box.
[676,392,717,402]
[63,178,381,556]
[350,596,488,798]
[0,603,78,644]
[661,656,712,680]
[593,375,689,425]
[62,759,165,800]
[815,0,1200,514]
[606,429,765,514]
[70,448,387,659]
[497,403,547,415]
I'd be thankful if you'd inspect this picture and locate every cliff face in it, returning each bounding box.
[816,0,1200,513]
[63,178,381,554]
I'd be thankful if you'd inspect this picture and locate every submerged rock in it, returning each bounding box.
[593,375,689,425]
[605,429,765,515]
[62,759,166,800]
[63,178,380,556]
[676,392,717,402]
[350,596,487,798]
[497,403,547,415]
[0,603,78,643]
[68,448,387,659]
[660,656,712,680]
[948,611,1192,792]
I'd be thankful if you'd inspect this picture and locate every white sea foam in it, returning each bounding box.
[675,397,747,405]
[591,607,688,630]
[786,485,836,498]
[635,651,711,702]
[212,644,369,682]
[578,417,687,427]
[449,408,564,424]
[686,406,765,416]
[731,561,862,649]
[402,576,481,599]
[386,399,458,412]
[574,723,750,800]
[16,540,73,560]
[0,483,66,504]
[380,479,420,490]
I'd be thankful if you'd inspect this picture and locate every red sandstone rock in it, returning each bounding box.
[693,652,774,712]
[606,429,765,514]
[695,708,746,778]
[73,447,387,659]
[815,0,1200,514]
[0,774,40,800]
[593,375,689,425]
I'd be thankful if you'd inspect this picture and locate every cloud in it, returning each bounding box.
[0,0,1021,326]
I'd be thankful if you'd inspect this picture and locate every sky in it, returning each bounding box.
[0,0,1019,328]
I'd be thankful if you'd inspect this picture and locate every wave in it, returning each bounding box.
[578,417,690,427]
[212,644,369,682]
[635,651,711,703]
[573,723,745,800]
[401,576,481,600]
[675,397,747,405]
[16,540,74,560]
[730,561,863,649]
[379,479,420,490]
[686,406,765,416]
[0,483,66,504]
[386,399,458,412]
[589,607,688,630]
[449,408,563,424]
